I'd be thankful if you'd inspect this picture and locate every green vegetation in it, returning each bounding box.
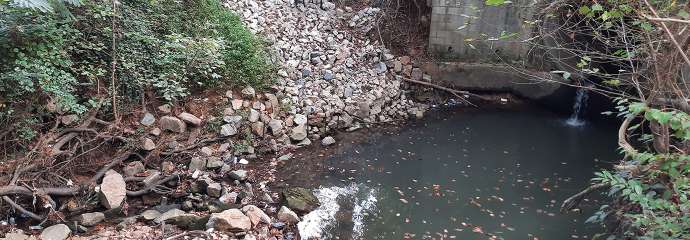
[0,0,273,145]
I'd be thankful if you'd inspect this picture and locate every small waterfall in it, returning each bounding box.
[565,88,589,127]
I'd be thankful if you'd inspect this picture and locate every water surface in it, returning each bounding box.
[283,107,618,239]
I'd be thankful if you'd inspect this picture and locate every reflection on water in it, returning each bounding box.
[290,107,619,240]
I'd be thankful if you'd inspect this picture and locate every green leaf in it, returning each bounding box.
[591,3,604,12]
[485,0,506,6]
[579,6,591,15]
[678,9,690,19]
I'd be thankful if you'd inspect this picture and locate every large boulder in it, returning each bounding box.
[282,187,320,213]
[241,205,271,227]
[206,209,251,232]
[99,170,126,209]
[160,116,186,133]
[40,224,71,240]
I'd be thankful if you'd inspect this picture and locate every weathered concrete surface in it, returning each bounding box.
[422,62,570,100]
[429,0,533,61]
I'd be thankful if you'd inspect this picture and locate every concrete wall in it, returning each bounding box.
[429,0,533,62]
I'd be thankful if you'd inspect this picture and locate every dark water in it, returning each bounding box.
[288,107,619,240]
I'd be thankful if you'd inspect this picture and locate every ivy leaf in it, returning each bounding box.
[579,6,591,15]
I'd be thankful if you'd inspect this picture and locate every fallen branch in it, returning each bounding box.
[401,77,491,101]
[164,230,212,240]
[2,196,43,220]
[126,174,180,197]
[560,183,608,213]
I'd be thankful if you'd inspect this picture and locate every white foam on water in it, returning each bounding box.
[351,188,377,239]
[298,184,357,239]
[298,183,378,240]
[565,88,589,127]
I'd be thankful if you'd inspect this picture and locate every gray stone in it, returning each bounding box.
[140,112,156,126]
[141,209,161,221]
[241,205,271,226]
[206,209,251,232]
[207,182,222,198]
[293,114,307,126]
[277,206,300,224]
[143,170,161,187]
[78,212,105,226]
[374,62,387,74]
[189,157,206,171]
[206,157,224,169]
[223,115,243,124]
[154,208,186,224]
[228,170,248,181]
[248,109,260,123]
[2,231,35,240]
[178,112,202,126]
[166,213,207,230]
[160,116,186,133]
[302,68,311,77]
[99,170,126,209]
[142,138,156,151]
[268,119,284,136]
[323,70,334,81]
[290,125,307,141]
[123,161,145,177]
[282,187,320,213]
[219,192,239,205]
[220,124,238,137]
[321,136,336,146]
[40,224,71,240]
[241,86,256,99]
[200,146,214,157]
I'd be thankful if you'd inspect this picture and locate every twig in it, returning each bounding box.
[164,230,212,240]
[560,183,608,213]
[400,77,491,101]
[2,196,43,220]
[126,174,179,197]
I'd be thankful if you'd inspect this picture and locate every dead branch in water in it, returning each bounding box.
[401,77,491,101]
[561,183,608,213]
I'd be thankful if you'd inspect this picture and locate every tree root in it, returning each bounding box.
[127,174,180,197]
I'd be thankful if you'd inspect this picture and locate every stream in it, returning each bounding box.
[278,106,619,239]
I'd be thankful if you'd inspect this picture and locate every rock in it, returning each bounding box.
[3,231,34,240]
[189,157,206,171]
[393,61,403,72]
[228,170,248,181]
[374,62,387,74]
[219,192,239,205]
[78,212,105,226]
[206,209,251,232]
[323,70,334,81]
[141,138,156,151]
[261,193,274,203]
[321,136,336,146]
[251,122,265,137]
[400,56,411,65]
[154,208,186,224]
[123,161,145,177]
[40,224,71,240]
[61,114,78,126]
[178,112,202,126]
[206,157,224,169]
[268,119,283,136]
[241,205,271,226]
[207,182,222,198]
[166,213,208,230]
[282,187,320,213]
[161,161,175,174]
[150,127,161,136]
[302,68,311,77]
[220,124,238,137]
[158,104,172,114]
[99,170,126,209]
[241,86,256,99]
[265,94,280,113]
[248,109,260,122]
[141,209,161,221]
[290,125,307,141]
[140,112,156,126]
[231,99,244,110]
[411,67,423,81]
[160,116,186,133]
[277,206,299,224]
[200,146,214,157]
[143,170,161,187]
[293,114,307,126]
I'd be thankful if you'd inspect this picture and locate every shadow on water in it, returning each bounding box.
[277,105,620,240]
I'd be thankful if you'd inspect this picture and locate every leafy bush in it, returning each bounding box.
[0,0,273,142]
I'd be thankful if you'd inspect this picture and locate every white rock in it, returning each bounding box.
[99,170,126,209]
